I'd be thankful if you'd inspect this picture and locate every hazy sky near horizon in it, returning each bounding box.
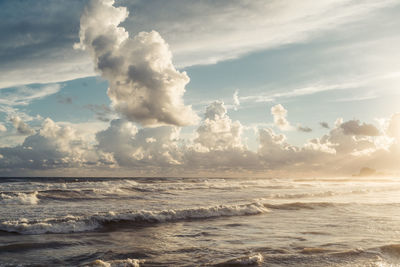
[0,0,400,177]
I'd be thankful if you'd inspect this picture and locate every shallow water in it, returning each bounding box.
[1,176,400,266]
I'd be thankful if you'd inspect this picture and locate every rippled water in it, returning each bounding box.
[1,176,400,266]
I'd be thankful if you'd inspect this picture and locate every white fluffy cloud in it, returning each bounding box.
[257,127,336,173]
[1,102,400,177]
[194,101,244,151]
[96,119,182,168]
[320,122,377,155]
[184,101,259,172]
[340,120,380,136]
[10,116,35,135]
[386,113,400,141]
[271,104,291,131]
[0,124,6,132]
[0,118,101,173]
[75,0,198,127]
[233,90,240,110]
[258,128,296,163]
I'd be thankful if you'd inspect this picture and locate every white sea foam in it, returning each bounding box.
[84,258,144,267]
[215,253,264,266]
[0,202,269,234]
[0,191,39,205]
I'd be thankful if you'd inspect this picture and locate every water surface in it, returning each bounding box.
[1,176,400,266]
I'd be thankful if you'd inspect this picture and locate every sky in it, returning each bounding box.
[0,0,400,177]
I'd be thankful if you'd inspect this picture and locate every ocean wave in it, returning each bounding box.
[83,258,144,267]
[267,191,337,199]
[265,188,396,199]
[0,191,39,205]
[0,202,269,235]
[123,179,294,192]
[300,247,335,254]
[213,253,264,266]
[0,241,71,253]
[0,179,140,198]
[264,202,336,210]
[39,189,96,200]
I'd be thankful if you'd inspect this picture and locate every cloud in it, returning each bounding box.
[1,100,400,177]
[184,102,259,172]
[340,120,380,136]
[75,0,198,127]
[95,102,259,173]
[0,84,61,136]
[298,125,312,133]
[318,119,379,157]
[0,84,61,106]
[240,78,369,104]
[0,1,93,89]
[257,127,335,172]
[121,0,397,67]
[320,122,330,129]
[1,0,397,89]
[0,124,6,132]
[386,113,400,141]
[0,118,103,173]
[233,90,240,110]
[271,104,291,131]
[10,116,35,135]
[194,101,244,151]
[96,119,182,167]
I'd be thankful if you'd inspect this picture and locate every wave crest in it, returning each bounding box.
[264,202,335,210]
[0,191,39,205]
[0,202,269,235]
[213,253,264,266]
[83,258,144,267]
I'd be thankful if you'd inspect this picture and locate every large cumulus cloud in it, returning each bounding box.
[1,103,400,177]
[75,0,198,127]
[96,119,183,168]
[387,113,400,141]
[0,118,103,173]
[340,120,380,136]
[194,101,244,151]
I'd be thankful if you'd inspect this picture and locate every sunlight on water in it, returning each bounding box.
[1,176,400,266]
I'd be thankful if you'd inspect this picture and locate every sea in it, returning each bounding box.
[1,176,400,266]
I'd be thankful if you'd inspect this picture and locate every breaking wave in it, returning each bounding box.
[0,202,269,235]
[267,191,337,199]
[213,253,264,266]
[83,258,144,267]
[0,191,39,205]
[264,202,336,210]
